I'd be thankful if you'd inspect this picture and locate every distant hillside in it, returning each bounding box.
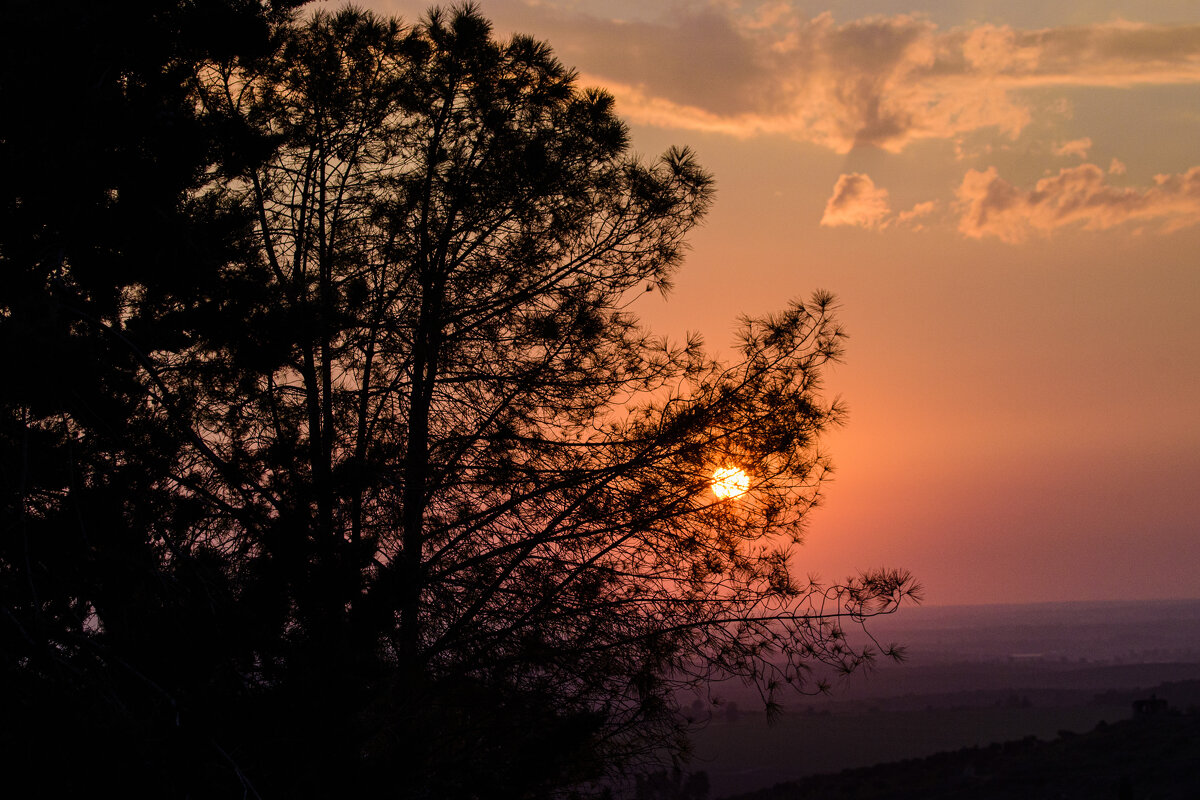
[718,710,1200,800]
[683,601,1200,797]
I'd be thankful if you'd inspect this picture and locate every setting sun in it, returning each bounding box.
[711,466,750,499]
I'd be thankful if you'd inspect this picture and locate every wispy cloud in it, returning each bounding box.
[533,6,1200,153]
[956,163,1200,242]
[411,0,1200,241]
[897,201,937,229]
[1054,138,1092,159]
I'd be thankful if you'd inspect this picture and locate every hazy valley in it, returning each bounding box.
[677,599,1200,797]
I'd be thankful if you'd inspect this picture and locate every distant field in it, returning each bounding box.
[688,703,1132,797]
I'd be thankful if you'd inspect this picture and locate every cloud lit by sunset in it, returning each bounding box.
[563,13,1200,153]
[957,164,1200,241]
[821,173,891,229]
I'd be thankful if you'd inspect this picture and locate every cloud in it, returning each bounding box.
[563,10,768,116]
[1054,138,1092,159]
[897,201,937,228]
[510,5,1200,153]
[588,11,1034,152]
[821,174,936,230]
[821,173,891,228]
[962,23,1040,72]
[956,163,1200,242]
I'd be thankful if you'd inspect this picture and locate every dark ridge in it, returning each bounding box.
[718,709,1200,800]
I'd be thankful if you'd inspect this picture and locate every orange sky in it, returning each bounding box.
[359,0,1200,606]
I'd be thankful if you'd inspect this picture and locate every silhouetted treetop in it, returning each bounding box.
[1,4,917,798]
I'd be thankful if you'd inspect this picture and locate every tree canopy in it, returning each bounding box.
[1,4,918,797]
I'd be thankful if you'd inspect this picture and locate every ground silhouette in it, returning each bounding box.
[719,706,1200,800]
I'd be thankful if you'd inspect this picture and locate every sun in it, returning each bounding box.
[711,466,750,499]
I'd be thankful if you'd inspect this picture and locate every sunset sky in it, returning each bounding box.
[359,0,1200,606]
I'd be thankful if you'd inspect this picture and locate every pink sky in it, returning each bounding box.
[358,0,1200,606]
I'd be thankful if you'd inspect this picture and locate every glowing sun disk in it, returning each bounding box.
[711,466,750,499]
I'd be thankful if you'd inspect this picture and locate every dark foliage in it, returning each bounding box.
[1,3,918,797]
[636,768,711,800]
[1,0,303,795]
